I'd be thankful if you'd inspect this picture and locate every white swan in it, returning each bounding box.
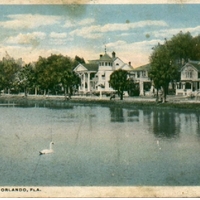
[39,142,54,155]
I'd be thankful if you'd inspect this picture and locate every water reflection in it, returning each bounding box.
[0,99,74,109]
[110,108,141,123]
[1,103,200,186]
[151,111,180,138]
[196,114,200,136]
[110,107,124,122]
[127,110,139,122]
[109,106,183,139]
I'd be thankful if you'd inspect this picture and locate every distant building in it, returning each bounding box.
[129,63,153,96]
[74,50,133,94]
[176,60,200,96]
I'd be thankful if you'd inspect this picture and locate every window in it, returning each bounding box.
[198,72,200,79]
[185,70,193,78]
[177,82,181,89]
[185,82,191,89]
[142,71,146,77]
[102,74,105,80]
[90,73,95,80]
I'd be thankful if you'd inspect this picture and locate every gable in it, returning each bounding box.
[120,64,133,71]
[113,57,124,66]
[133,63,150,72]
[74,64,88,72]
[181,63,199,73]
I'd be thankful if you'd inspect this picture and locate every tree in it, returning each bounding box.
[191,34,200,60]
[16,63,36,96]
[34,56,50,95]
[0,58,20,94]
[109,69,129,100]
[126,78,136,97]
[60,70,80,97]
[167,31,194,63]
[149,43,179,102]
[35,54,80,96]
[149,31,200,102]
[75,55,85,64]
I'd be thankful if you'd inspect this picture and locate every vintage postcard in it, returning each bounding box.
[1,0,200,198]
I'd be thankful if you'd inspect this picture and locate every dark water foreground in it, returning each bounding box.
[0,96,200,186]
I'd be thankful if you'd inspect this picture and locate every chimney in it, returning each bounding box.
[112,51,116,59]
[129,62,131,66]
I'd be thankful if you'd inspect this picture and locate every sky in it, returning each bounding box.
[0,3,200,67]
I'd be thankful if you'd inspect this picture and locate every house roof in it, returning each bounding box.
[188,62,200,71]
[88,60,98,64]
[82,63,98,71]
[132,63,150,71]
[99,53,113,61]
[120,64,133,71]
[181,61,200,71]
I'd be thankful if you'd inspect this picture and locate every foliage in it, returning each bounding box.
[109,69,129,100]
[167,31,194,62]
[74,55,85,64]
[126,78,137,97]
[0,53,81,96]
[149,44,179,102]
[16,63,36,96]
[34,54,80,95]
[0,59,20,93]
[149,31,200,102]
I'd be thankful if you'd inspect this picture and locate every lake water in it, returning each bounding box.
[0,101,200,186]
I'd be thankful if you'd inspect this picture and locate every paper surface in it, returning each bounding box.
[1,0,200,197]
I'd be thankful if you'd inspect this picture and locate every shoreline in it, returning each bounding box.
[0,94,200,111]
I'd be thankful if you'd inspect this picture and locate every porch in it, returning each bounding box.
[175,81,200,96]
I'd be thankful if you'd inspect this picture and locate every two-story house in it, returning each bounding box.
[129,63,153,96]
[176,60,200,96]
[74,50,133,95]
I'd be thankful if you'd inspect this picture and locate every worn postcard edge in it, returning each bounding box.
[1,0,200,198]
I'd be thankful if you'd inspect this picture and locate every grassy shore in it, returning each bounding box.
[0,94,200,111]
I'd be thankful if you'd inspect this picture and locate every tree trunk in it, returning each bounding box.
[120,92,123,100]
[24,87,27,97]
[156,88,159,102]
[64,87,70,100]
[35,87,38,96]
[68,86,70,96]
[162,86,167,103]
[64,87,67,97]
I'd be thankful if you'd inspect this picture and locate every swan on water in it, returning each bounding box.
[39,142,54,155]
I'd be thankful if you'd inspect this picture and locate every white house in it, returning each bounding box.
[176,60,200,96]
[74,50,133,94]
[129,63,153,96]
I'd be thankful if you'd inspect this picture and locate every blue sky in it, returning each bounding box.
[0,4,200,67]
